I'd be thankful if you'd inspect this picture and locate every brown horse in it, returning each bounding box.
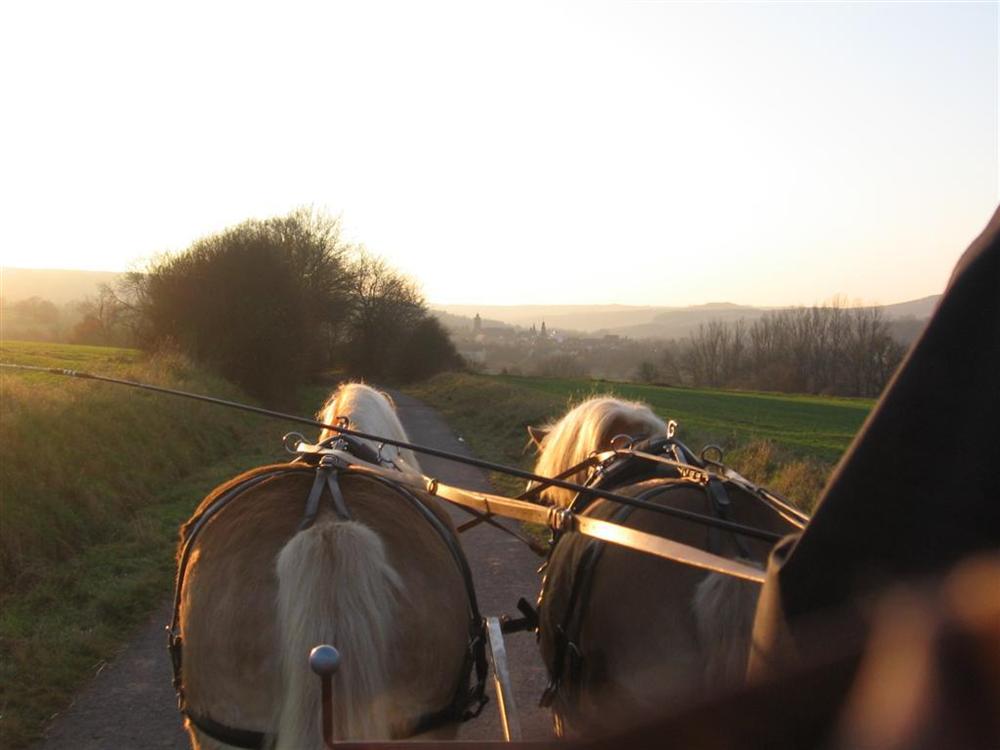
[174,383,481,748]
[528,396,802,737]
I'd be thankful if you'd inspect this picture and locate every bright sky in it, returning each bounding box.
[1,1,997,306]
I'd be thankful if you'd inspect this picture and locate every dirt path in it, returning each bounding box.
[35,392,552,748]
[390,391,553,741]
[33,599,189,750]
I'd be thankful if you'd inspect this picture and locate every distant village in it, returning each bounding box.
[444,312,670,382]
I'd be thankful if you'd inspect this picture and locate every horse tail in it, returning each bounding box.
[692,566,761,689]
[274,514,403,746]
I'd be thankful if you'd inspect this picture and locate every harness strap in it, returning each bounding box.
[706,477,752,559]
[540,494,646,706]
[299,456,352,531]
[538,444,683,696]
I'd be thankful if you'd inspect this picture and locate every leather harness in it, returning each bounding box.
[168,438,488,748]
[537,436,755,707]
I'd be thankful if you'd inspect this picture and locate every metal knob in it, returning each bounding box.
[309,645,341,677]
[310,645,340,748]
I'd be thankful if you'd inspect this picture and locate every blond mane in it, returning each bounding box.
[317,382,421,473]
[532,396,667,508]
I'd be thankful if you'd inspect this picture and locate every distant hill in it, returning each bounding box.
[1,267,122,305]
[601,305,771,340]
[881,295,940,319]
[435,304,664,333]
[434,296,942,340]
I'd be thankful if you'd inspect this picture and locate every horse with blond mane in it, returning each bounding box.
[527,396,801,737]
[173,383,483,749]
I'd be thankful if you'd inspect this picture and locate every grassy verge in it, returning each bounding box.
[404,372,874,511]
[2,341,266,589]
[0,451,283,747]
[0,341,316,748]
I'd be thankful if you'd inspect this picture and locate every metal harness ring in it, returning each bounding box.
[609,434,635,451]
[701,444,725,467]
[282,432,306,454]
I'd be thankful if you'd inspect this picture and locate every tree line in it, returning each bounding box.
[651,301,906,397]
[80,209,460,399]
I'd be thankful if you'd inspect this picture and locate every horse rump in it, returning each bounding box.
[274,512,404,746]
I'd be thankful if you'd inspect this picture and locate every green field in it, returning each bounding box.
[405,372,874,509]
[495,375,873,462]
[0,341,313,748]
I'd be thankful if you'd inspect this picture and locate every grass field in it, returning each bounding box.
[405,372,875,508]
[496,375,873,462]
[0,341,314,748]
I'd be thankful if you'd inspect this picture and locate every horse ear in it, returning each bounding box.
[526,425,549,449]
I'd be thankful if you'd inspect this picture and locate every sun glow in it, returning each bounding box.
[1,1,996,307]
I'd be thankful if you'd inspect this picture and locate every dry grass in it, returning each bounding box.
[726,440,832,512]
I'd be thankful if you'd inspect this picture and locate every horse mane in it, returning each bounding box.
[533,396,667,508]
[317,382,421,473]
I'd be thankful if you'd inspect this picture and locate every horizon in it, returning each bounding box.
[1,264,941,312]
[1,2,997,307]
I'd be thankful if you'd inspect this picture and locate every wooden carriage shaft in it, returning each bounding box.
[435,483,766,584]
[337,462,767,584]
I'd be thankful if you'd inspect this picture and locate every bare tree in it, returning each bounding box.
[674,301,905,397]
[71,285,135,346]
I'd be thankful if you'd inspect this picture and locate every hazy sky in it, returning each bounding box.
[1,1,997,306]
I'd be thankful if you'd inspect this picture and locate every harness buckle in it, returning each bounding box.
[166,625,185,708]
[548,507,574,534]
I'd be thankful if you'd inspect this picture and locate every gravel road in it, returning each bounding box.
[35,391,553,748]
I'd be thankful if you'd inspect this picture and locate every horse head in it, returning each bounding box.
[527,396,667,508]
[316,382,421,472]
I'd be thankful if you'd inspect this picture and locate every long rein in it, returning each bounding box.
[2,363,795,582]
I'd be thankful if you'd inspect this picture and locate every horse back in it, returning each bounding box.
[539,479,762,735]
[178,465,471,739]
